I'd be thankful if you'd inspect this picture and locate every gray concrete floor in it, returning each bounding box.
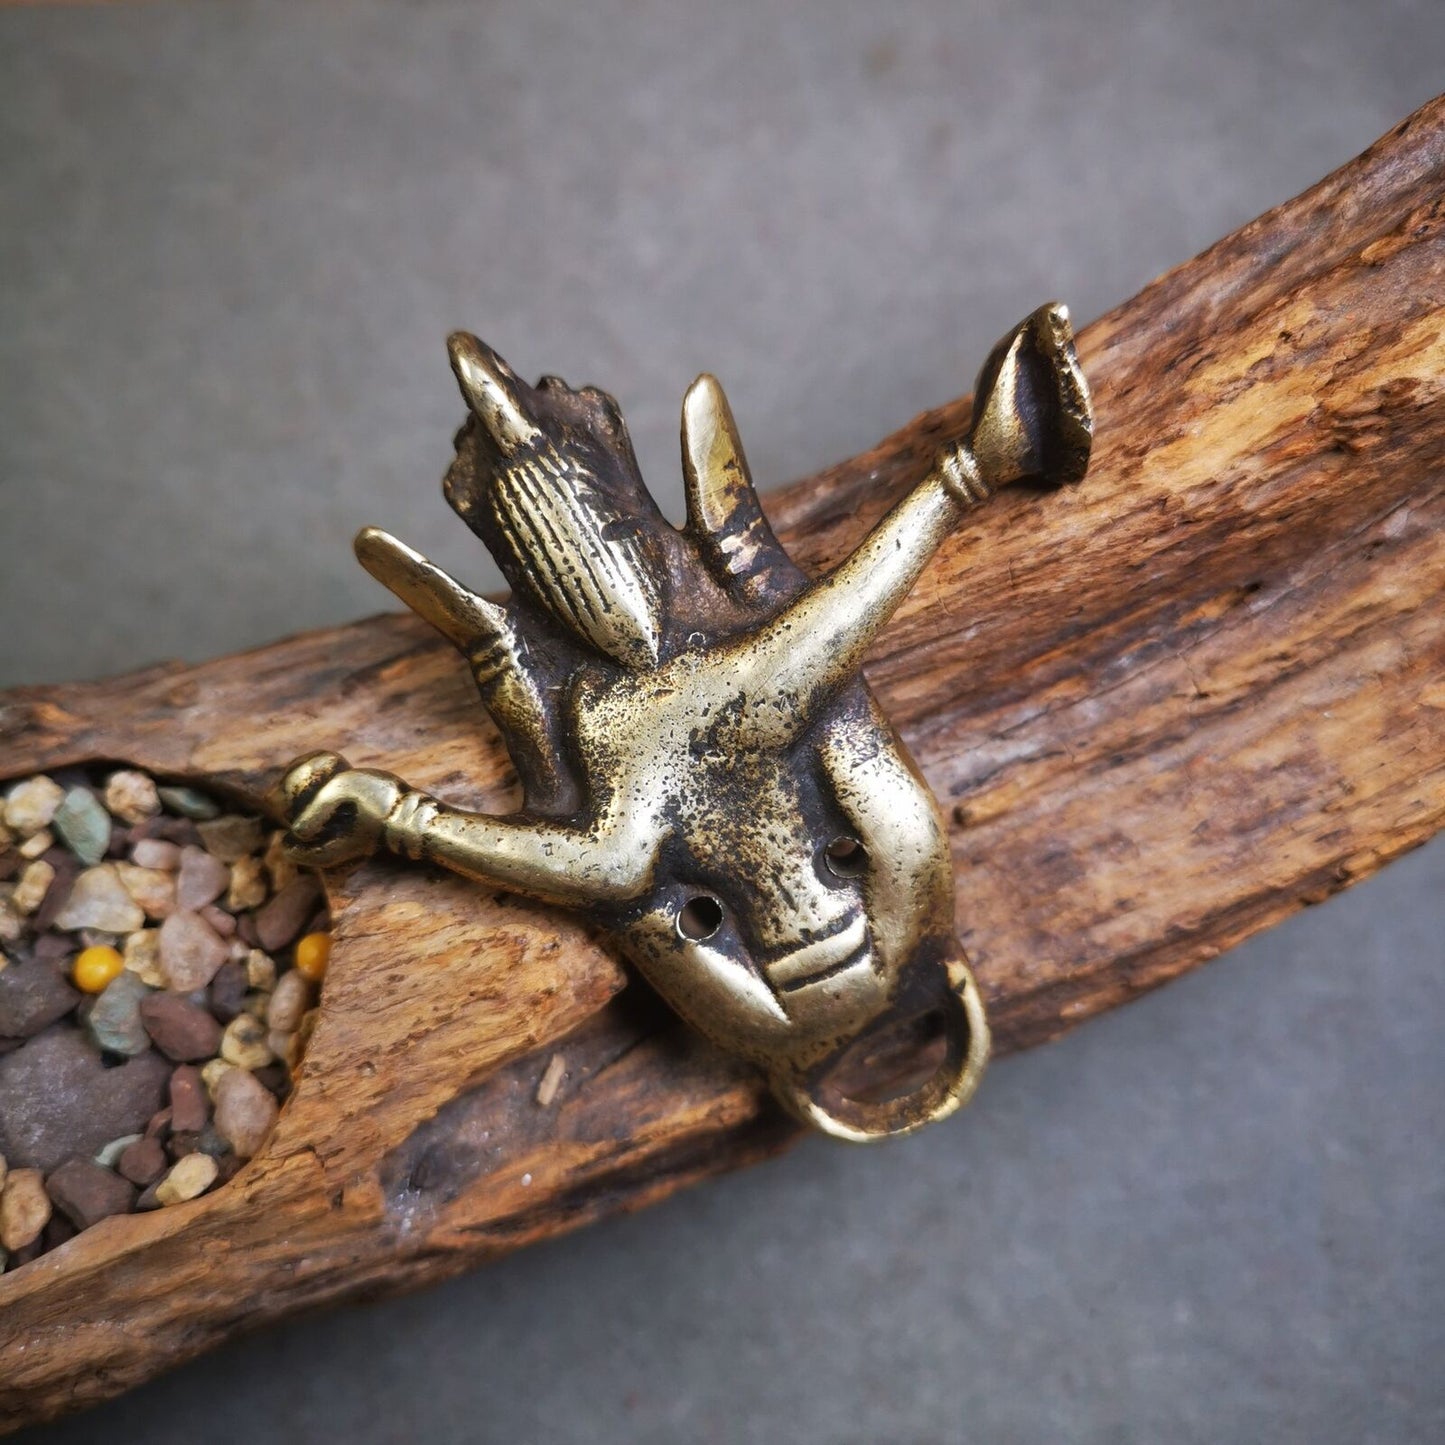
[2,3,1442,1441]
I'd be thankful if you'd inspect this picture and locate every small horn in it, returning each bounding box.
[682,373,803,599]
[447,333,542,454]
[682,373,753,532]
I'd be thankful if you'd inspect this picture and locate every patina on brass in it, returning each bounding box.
[275,304,1092,1140]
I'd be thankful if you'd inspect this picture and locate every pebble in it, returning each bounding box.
[53,864,145,934]
[0,1153,7,1191]
[4,778,64,836]
[196,814,264,863]
[131,838,180,871]
[158,910,229,991]
[226,855,268,911]
[0,1167,51,1249]
[117,1136,167,1186]
[115,861,177,920]
[244,949,276,991]
[86,971,153,1056]
[264,830,299,893]
[153,1151,218,1205]
[208,960,248,1024]
[156,786,221,821]
[201,1059,235,1097]
[293,931,332,983]
[266,969,312,1033]
[212,1067,279,1159]
[51,788,112,867]
[0,772,322,1258]
[103,771,161,826]
[30,856,77,932]
[94,1134,141,1168]
[199,903,236,937]
[0,955,80,1038]
[11,859,55,916]
[46,1157,135,1229]
[220,1012,273,1070]
[255,876,322,952]
[0,1027,170,1173]
[167,1130,202,1161]
[134,815,201,847]
[168,1065,208,1132]
[123,929,166,988]
[72,944,126,995]
[269,1031,302,1071]
[176,845,230,911]
[139,992,221,1062]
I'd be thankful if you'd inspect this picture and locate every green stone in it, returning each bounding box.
[85,972,153,1058]
[53,787,112,866]
[156,785,221,821]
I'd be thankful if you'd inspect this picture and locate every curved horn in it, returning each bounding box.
[447,332,542,454]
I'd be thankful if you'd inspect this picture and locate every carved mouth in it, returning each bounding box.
[766,916,873,993]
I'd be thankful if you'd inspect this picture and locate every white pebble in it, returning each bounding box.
[104,770,161,825]
[3,777,64,835]
[11,859,55,916]
[155,1153,218,1205]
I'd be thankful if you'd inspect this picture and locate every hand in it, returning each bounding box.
[272,751,405,867]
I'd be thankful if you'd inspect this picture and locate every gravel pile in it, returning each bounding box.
[0,768,329,1270]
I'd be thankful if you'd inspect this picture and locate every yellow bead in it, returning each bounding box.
[293,931,332,983]
[72,945,125,994]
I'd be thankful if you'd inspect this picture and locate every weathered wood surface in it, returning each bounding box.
[2,97,1444,1430]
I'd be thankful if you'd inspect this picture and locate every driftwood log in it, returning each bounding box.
[2,97,1443,1431]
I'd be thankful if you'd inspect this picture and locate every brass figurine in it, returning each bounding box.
[275,305,1092,1140]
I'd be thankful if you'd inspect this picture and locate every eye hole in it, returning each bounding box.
[677,895,724,941]
[824,836,869,879]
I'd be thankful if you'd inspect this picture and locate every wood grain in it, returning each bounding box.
[2,96,1443,1431]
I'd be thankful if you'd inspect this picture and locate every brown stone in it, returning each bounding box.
[212,1068,279,1159]
[168,1065,208,1133]
[254,876,321,953]
[0,1028,171,1174]
[45,1157,136,1230]
[0,954,80,1040]
[138,993,222,1062]
[116,1136,167,1187]
[208,960,248,1024]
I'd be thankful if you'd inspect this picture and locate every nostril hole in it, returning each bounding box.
[677,895,724,941]
[824,836,869,879]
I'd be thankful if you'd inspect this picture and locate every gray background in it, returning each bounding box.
[2,2,1442,1442]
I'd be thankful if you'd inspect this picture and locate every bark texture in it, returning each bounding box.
[2,97,1443,1431]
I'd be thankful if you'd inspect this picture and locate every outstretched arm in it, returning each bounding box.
[722,303,1092,743]
[275,753,652,908]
